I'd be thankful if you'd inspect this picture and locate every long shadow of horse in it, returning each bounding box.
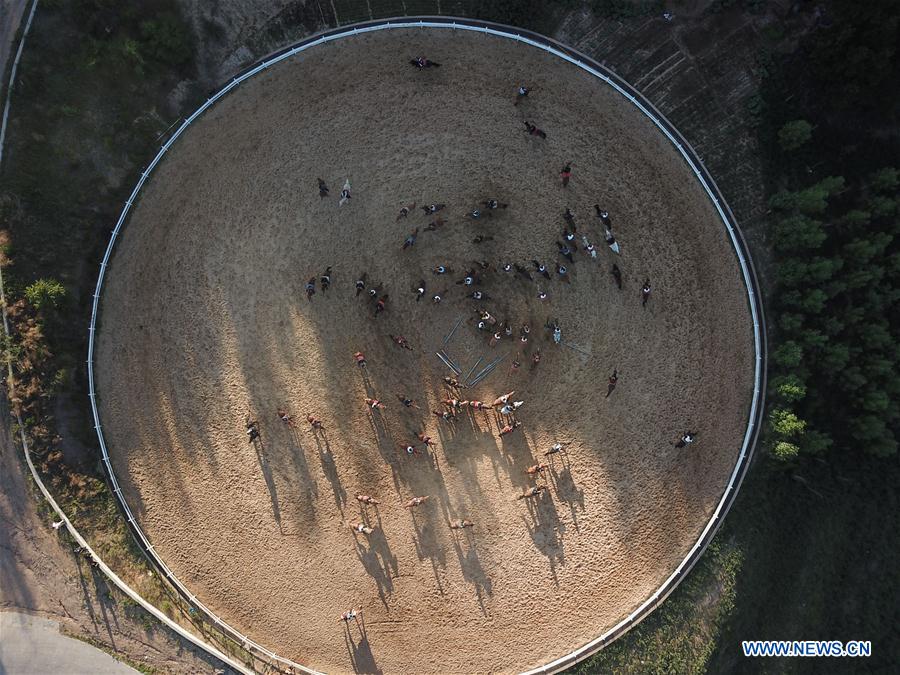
[521,486,566,587]
[287,426,319,498]
[313,430,347,513]
[451,529,493,616]
[498,429,540,490]
[410,507,447,595]
[343,614,381,674]
[352,519,398,608]
[548,453,584,532]
[251,436,281,525]
[260,425,320,534]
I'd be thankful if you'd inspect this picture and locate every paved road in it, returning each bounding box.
[0,612,138,674]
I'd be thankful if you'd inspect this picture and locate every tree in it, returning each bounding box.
[779,313,804,333]
[800,289,828,314]
[796,177,845,214]
[773,341,803,368]
[806,256,843,284]
[762,3,899,463]
[24,279,65,311]
[820,343,850,372]
[772,215,827,252]
[869,167,898,193]
[773,374,807,402]
[771,441,800,461]
[840,209,871,228]
[849,416,897,457]
[800,430,832,455]
[770,408,807,437]
[778,120,813,151]
[799,328,828,350]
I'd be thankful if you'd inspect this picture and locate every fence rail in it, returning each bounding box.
[87,17,767,675]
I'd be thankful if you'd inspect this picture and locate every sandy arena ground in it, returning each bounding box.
[95,28,755,674]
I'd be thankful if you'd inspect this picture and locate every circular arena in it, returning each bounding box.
[93,22,759,675]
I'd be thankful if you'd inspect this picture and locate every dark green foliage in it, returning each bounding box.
[23,278,66,311]
[765,169,899,459]
[771,214,827,251]
[772,340,802,368]
[799,429,832,455]
[870,167,899,193]
[803,0,900,112]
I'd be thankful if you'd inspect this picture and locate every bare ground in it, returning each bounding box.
[95,29,755,674]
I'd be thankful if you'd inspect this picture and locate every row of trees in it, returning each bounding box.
[761,0,899,460]
[767,167,899,459]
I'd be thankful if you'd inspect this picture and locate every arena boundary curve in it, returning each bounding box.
[88,17,767,675]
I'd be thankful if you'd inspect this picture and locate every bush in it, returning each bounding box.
[770,408,807,437]
[24,279,66,311]
[773,374,807,402]
[771,441,800,461]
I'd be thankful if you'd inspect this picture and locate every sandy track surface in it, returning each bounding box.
[96,28,754,674]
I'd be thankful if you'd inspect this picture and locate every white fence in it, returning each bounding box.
[86,18,767,675]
